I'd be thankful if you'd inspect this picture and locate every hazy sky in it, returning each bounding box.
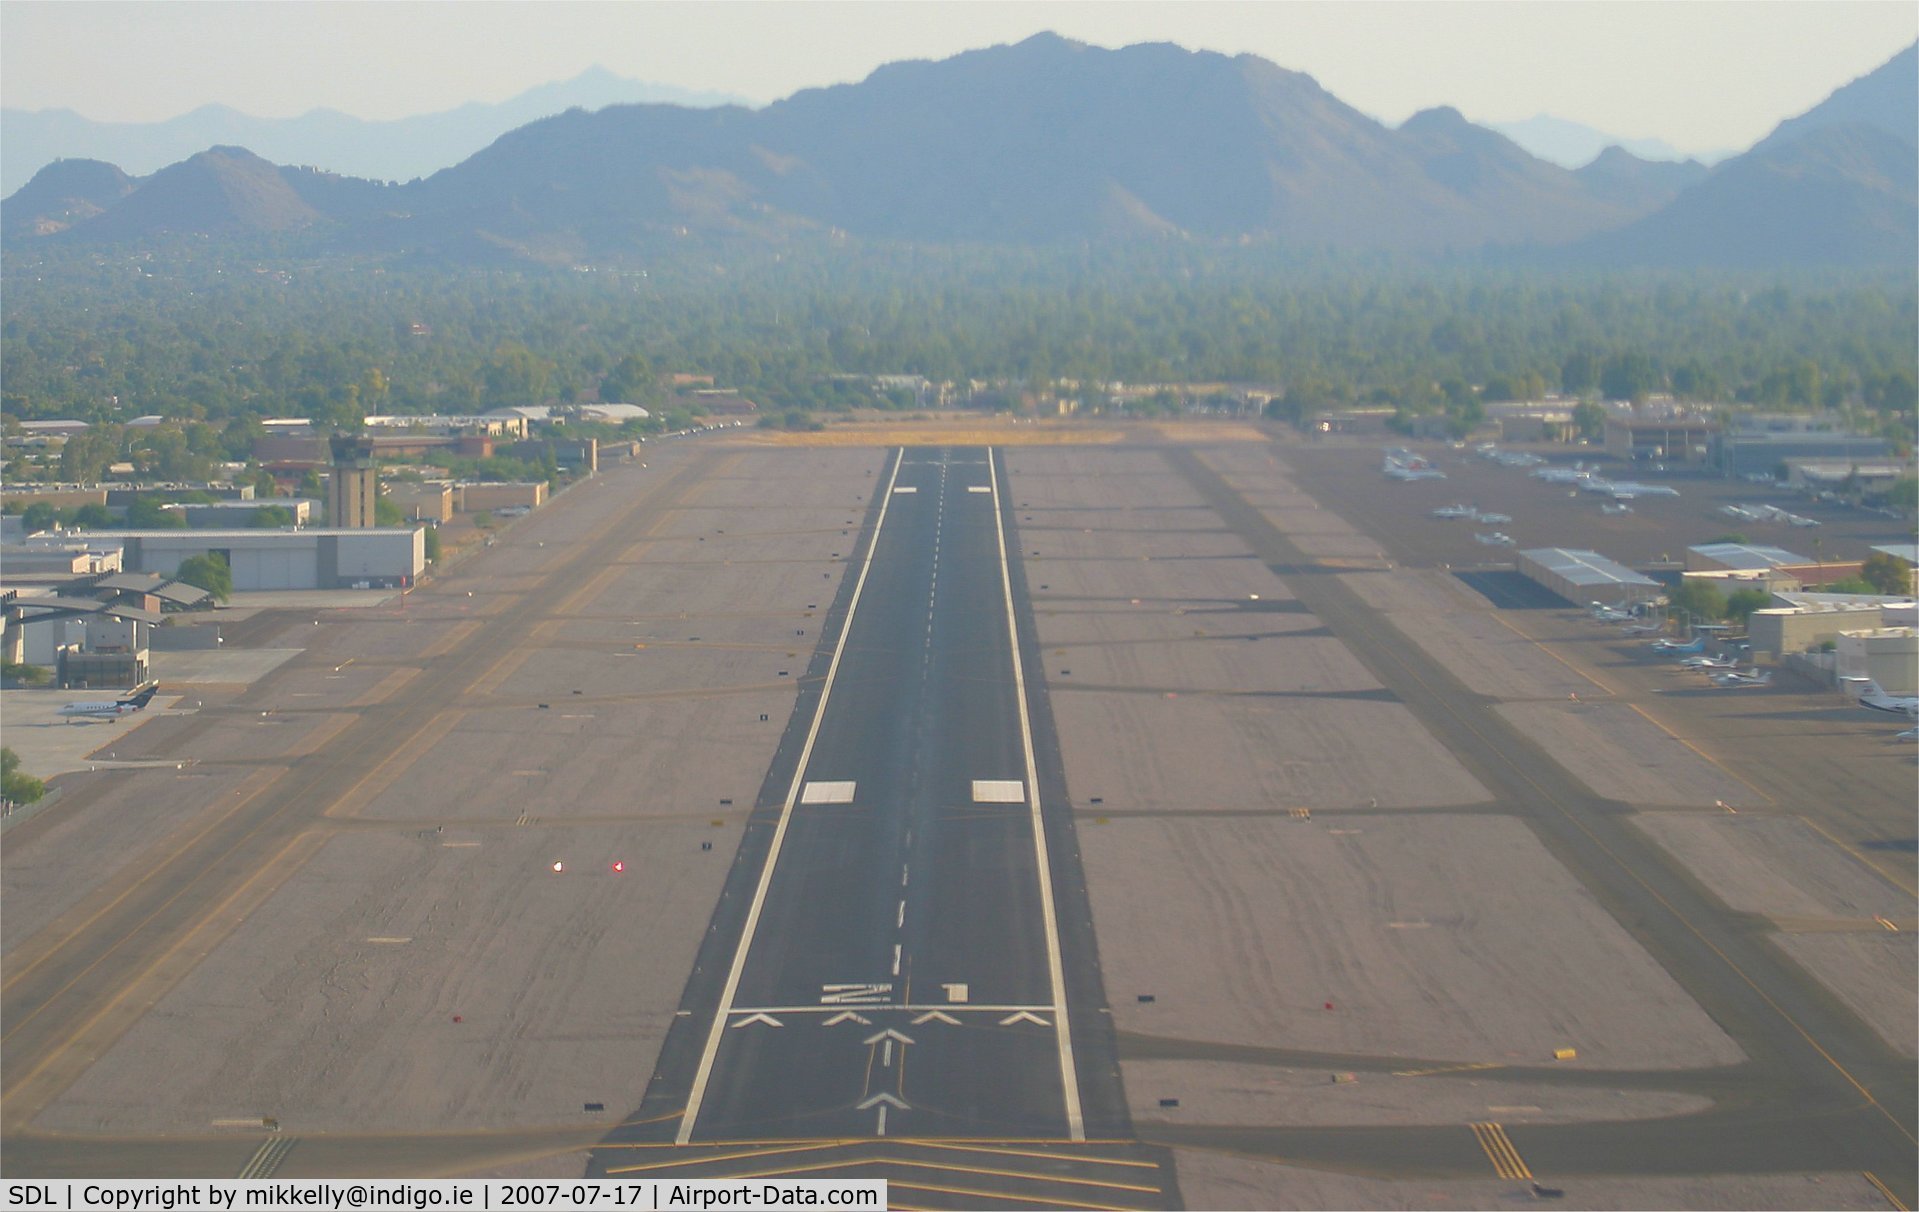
[3,2,1914,153]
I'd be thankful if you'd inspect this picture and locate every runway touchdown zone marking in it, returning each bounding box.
[972,779,1026,804]
[799,781,857,805]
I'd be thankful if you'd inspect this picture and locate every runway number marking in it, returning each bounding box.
[943,982,969,1003]
[820,983,893,1005]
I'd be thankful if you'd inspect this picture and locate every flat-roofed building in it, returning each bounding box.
[1517,547,1661,606]
[1836,627,1918,696]
[1686,543,1811,573]
[385,481,454,523]
[1605,415,1718,464]
[457,482,546,512]
[1714,416,1891,478]
[97,529,423,591]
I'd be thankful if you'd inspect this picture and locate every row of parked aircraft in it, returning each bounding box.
[1720,503,1820,528]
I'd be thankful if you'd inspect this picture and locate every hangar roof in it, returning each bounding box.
[1689,543,1810,569]
[1518,548,1659,589]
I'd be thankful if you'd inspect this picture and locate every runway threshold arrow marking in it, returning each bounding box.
[862,1028,915,1046]
[857,1091,909,1110]
[821,1011,872,1026]
[911,1010,960,1025]
[731,1012,783,1028]
[999,1010,1050,1026]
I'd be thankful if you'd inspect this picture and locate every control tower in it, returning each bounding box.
[327,434,379,529]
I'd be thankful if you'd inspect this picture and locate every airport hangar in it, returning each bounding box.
[90,528,425,591]
[1516,546,1662,607]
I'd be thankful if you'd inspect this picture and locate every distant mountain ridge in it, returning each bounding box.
[0,67,751,194]
[4,35,1912,270]
[1565,43,1917,267]
[1484,114,1722,168]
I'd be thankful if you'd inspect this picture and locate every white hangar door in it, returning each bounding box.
[230,545,319,590]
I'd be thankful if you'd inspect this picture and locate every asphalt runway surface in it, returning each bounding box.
[592,447,1170,1205]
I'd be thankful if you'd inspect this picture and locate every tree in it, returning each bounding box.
[1724,588,1771,626]
[1,748,46,806]
[20,502,56,532]
[1572,400,1607,441]
[1860,553,1912,596]
[1823,576,1876,595]
[175,553,232,601]
[125,498,188,528]
[484,342,553,407]
[248,504,295,528]
[69,503,114,529]
[1599,351,1661,402]
[1883,477,1917,515]
[601,353,659,405]
[422,526,441,563]
[1561,349,1603,396]
[1669,579,1727,622]
[374,496,404,526]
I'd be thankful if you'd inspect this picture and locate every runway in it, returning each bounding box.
[592,447,1167,1202]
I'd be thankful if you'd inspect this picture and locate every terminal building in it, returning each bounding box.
[1517,547,1661,607]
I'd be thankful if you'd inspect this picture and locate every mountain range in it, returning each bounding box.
[0,67,749,195]
[4,35,1912,268]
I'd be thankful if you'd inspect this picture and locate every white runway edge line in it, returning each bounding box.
[988,449,1086,1141]
[677,447,908,1145]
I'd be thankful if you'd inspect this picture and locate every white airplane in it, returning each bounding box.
[1473,511,1512,524]
[1474,531,1515,546]
[1711,669,1772,687]
[1651,635,1708,654]
[1590,603,1633,622]
[1385,456,1446,481]
[1680,654,1740,670]
[1852,679,1919,720]
[58,683,160,721]
[1431,504,1477,519]
[1621,622,1663,635]
[1788,515,1821,528]
[1896,727,1918,741]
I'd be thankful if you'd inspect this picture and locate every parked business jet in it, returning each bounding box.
[58,683,160,721]
[1851,679,1919,720]
[1711,668,1772,687]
